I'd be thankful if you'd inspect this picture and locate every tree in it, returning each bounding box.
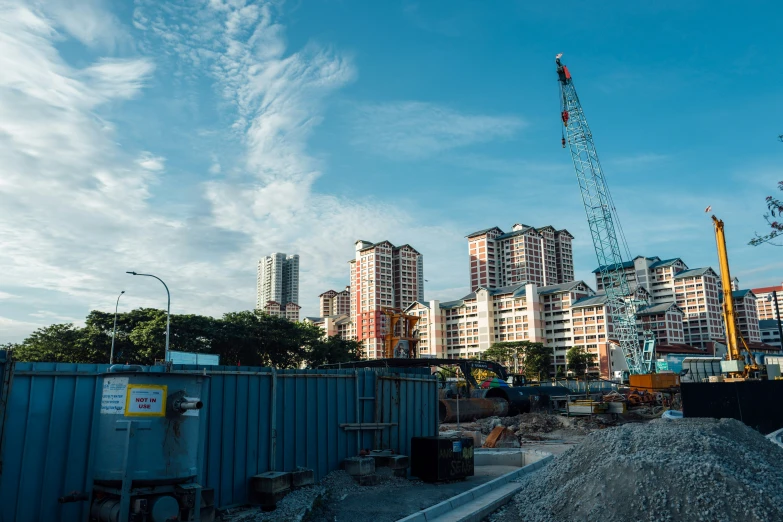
[749,181,783,246]
[11,323,105,363]
[519,342,552,381]
[566,346,597,377]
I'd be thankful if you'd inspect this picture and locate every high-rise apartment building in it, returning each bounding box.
[752,283,782,321]
[466,224,574,292]
[349,240,423,359]
[256,253,300,321]
[318,286,351,317]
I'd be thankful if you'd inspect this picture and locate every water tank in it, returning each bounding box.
[94,371,207,485]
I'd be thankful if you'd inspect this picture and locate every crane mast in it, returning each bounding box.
[556,55,654,375]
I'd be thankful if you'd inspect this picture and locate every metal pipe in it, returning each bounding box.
[438,397,509,423]
[173,397,203,413]
[270,367,277,472]
[109,364,144,373]
[58,492,88,503]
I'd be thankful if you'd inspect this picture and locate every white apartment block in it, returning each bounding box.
[466,224,574,292]
[256,253,300,320]
[318,286,351,318]
[349,240,423,359]
[263,301,301,322]
[752,283,782,321]
[731,290,761,343]
[594,257,728,351]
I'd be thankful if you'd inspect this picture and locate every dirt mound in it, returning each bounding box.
[495,418,783,522]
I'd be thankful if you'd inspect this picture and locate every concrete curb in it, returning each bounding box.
[397,453,554,522]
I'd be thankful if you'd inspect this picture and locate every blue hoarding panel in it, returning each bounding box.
[0,362,437,519]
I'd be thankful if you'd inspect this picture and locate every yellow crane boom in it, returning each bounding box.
[711,215,759,377]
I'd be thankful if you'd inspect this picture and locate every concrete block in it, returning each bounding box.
[393,468,408,478]
[251,471,291,494]
[345,456,375,476]
[291,468,314,487]
[387,455,410,470]
[355,474,380,486]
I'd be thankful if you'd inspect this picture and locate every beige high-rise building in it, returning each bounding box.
[466,224,574,292]
[349,240,423,359]
[752,283,782,321]
[318,286,350,317]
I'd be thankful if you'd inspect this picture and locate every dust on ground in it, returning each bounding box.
[488,417,783,522]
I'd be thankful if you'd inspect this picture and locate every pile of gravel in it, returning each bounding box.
[494,418,783,522]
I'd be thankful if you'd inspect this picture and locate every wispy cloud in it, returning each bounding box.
[606,153,670,168]
[0,292,20,300]
[350,101,524,159]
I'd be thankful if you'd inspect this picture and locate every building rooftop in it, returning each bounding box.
[537,280,590,295]
[465,226,503,238]
[673,267,716,279]
[656,344,706,355]
[592,256,660,274]
[494,227,538,241]
[571,294,609,308]
[304,316,323,323]
[760,319,782,330]
[731,289,754,299]
[751,284,783,294]
[648,258,686,269]
[637,302,683,316]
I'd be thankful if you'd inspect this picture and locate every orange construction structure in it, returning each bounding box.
[380,307,421,358]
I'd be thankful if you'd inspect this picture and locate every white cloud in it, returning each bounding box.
[0,316,44,343]
[0,292,20,300]
[37,0,131,50]
[136,152,165,171]
[350,101,524,159]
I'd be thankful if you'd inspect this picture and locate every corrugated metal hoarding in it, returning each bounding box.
[0,361,437,522]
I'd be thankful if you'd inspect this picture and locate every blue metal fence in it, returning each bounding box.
[0,361,438,522]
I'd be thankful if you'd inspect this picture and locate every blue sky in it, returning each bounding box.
[1,0,781,342]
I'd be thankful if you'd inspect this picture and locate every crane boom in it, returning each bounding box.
[556,55,653,375]
[711,215,759,376]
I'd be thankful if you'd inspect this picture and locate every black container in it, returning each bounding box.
[410,436,474,482]
[681,380,783,434]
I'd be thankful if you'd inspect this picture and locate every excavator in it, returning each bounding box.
[711,214,762,380]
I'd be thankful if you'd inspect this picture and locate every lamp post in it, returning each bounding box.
[110,290,125,364]
[768,290,783,348]
[126,271,171,362]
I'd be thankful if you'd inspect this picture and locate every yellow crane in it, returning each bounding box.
[711,214,760,379]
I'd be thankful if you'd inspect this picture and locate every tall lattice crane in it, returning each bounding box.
[555,54,654,375]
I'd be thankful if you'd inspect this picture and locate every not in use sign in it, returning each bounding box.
[125,384,167,416]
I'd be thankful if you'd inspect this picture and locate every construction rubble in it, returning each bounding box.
[490,418,783,522]
[440,412,604,447]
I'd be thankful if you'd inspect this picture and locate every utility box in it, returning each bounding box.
[410,437,474,482]
[629,373,680,392]
[720,360,745,374]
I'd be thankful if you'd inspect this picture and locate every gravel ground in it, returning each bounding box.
[489,418,783,522]
[221,486,327,522]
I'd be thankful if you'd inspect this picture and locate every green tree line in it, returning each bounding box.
[481,341,598,380]
[2,309,359,369]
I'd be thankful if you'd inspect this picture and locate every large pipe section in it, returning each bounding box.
[439,397,508,423]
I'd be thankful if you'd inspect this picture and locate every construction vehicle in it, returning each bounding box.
[711,214,761,379]
[555,54,655,376]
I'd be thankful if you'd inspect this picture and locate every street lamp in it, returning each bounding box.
[126,271,171,362]
[110,290,125,364]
